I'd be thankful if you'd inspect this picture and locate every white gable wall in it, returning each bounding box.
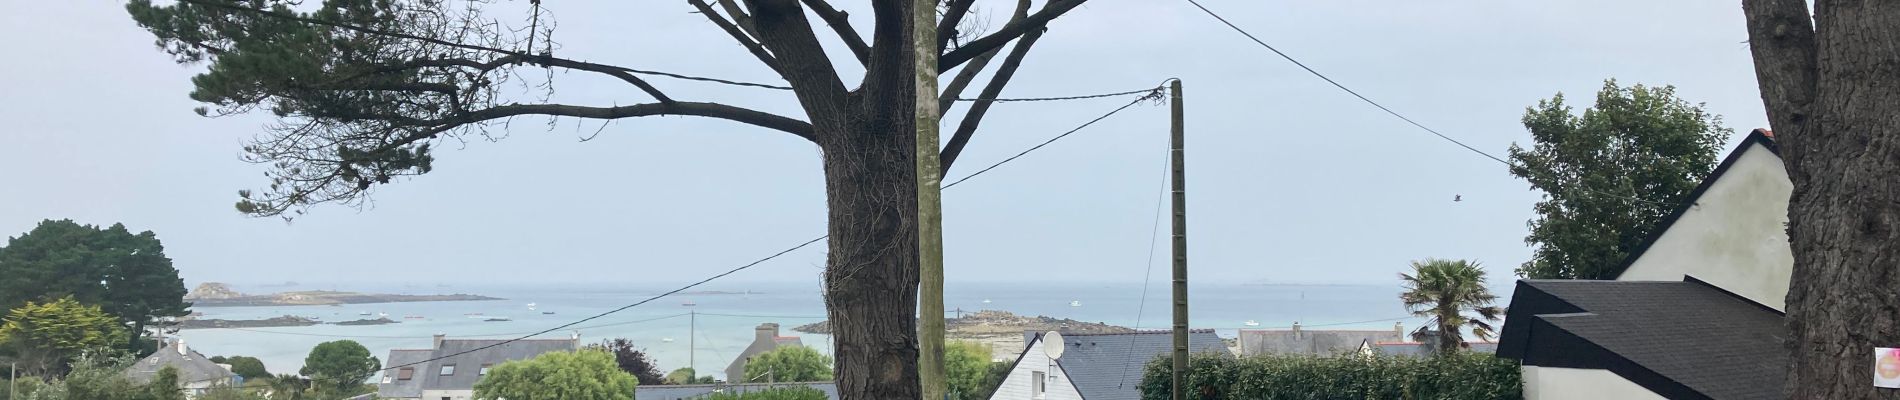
[988,337,1083,400]
[1522,366,1665,400]
[1617,142,1793,310]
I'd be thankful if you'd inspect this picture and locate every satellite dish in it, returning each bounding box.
[1042,331,1065,360]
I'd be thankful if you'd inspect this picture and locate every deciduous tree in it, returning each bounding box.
[944,341,1003,400]
[1741,1,1900,397]
[744,346,833,383]
[471,350,636,400]
[585,338,663,385]
[297,341,378,395]
[664,367,715,385]
[1508,82,1731,279]
[122,0,1094,396]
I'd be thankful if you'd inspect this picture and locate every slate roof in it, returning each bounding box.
[376,349,431,399]
[634,382,840,400]
[1497,278,1786,400]
[124,344,237,385]
[1030,330,1229,400]
[1237,328,1403,356]
[375,338,578,397]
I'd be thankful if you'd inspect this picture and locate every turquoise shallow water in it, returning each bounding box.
[178,281,1501,380]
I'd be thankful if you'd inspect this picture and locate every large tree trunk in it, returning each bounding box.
[817,94,921,399]
[1743,1,1900,398]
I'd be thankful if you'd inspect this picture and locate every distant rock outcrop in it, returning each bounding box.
[184,282,245,300]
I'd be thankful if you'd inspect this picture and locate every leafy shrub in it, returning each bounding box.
[1139,352,1521,400]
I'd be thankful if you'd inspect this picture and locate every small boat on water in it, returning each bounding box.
[378,312,389,318]
[358,311,370,316]
[484,317,512,322]
[1243,320,1260,327]
[404,315,425,320]
[682,301,697,307]
[541,311,556,315]
[1069,301,1082,307]
[464,313,484,316]
[661,338,675,343]
[982,299,992,304]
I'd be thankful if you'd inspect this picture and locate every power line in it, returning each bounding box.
[696,313,827,319]
[953,88,1160,102]
[376,83,1164,372]
[1116,145,1174,390]
[1181,0,1675,207]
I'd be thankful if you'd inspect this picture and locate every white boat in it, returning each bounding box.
[358,312,370,316]
[982,299,992,304]
[377,312,389,318]
[661,338,675,343]
[1069,301,1082,307]
[484,317,512,322]
[1243,320,1260,327]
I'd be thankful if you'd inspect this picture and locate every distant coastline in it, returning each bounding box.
[185,282,502,308]
[176,316,400,329]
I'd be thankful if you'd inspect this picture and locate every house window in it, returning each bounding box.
[480,363,492,376]
[1032,371,1046,397]
[397,367,414,381]
[440,364,457,376]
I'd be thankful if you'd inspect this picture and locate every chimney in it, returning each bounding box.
[433,334,446,349]
[571,331,582,350]
[1291,322,1302,339]
[756,323,779,341]
[175,337,188,355]
[1395,322,1404,339]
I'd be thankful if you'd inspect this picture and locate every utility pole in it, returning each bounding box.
[913,0,948,398]
[1168,79,1189,400]
[695,309,703,381]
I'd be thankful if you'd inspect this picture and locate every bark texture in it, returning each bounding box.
[1743,1,1900,398]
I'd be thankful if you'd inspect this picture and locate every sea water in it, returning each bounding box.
[179,281,1504,381]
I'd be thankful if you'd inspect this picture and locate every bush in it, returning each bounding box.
[699,386,829,400]
[1139,352,1521,400]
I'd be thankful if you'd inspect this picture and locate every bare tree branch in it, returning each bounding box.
[938,0,1084,71]
[936,0,977,52]
[691,0,787,77]
[717,0,767,41]
[799,0,871,65]
[938,0,1031,113]
[941,10,1046,172]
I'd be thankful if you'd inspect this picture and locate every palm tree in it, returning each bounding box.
[1399,258,1504,354]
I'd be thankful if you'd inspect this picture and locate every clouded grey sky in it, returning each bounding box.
[0,1,1768,287]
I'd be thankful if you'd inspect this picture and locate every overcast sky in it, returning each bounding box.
[0,1,1768,288]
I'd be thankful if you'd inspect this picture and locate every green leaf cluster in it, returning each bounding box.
[664,368,716,385]
[8,353,206,400]
[472,350,637,400]
[1398,259,1503,353]
[944,341,1006,400]
[1509,80,1732,279]
[742,346,833,383]
[699,387,831,400]
[1139,352,1521,400]
[298,340,379,394]
[0,220,190,351]
[0,297,128,377]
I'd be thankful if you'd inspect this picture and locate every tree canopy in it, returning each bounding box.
[124,0,1097,397]
[1508,81,1731,279]
[0,296,128,377]
[298,340,379,394]
[471,350,637,400]
[664,367,715,385]
[223,355,271,380]
[1399,259,1502,354]
[744,346,833,383]
[586,338,664,385]
[944,341,1005,400]
[0,219,190,348]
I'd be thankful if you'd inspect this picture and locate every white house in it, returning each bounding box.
[989,330,1226,400]
[1499,129,1792,400]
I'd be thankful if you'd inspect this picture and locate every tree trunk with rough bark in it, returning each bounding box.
[1743,1,1900,398]
[816,95,922,400]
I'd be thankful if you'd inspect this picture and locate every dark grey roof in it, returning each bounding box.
[373,337,577,396]
[375,349,431,398]
[1497,279,1785,400]
[124,345,237,385]
[1039,330,1229,400]
[634,382,839,400]
[421,339,578,390]
[1237,328,1403,356]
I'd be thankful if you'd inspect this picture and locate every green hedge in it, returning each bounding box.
[698,386,830,400]
[1139,352,1521,400]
